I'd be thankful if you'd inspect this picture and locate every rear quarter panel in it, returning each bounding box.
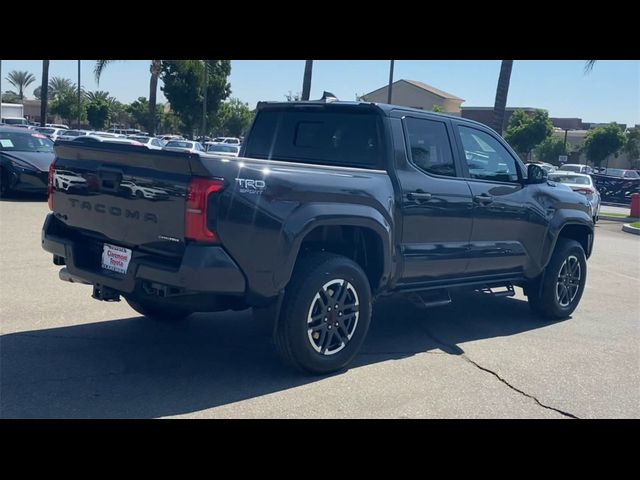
[208,157,395,299]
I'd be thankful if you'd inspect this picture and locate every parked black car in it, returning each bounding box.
[0,126,54,197]
[42,101,594,373]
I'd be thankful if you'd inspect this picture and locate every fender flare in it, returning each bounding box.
[272,202,394,292]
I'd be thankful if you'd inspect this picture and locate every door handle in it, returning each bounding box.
[407,191,432,202]
[473,193,494,205]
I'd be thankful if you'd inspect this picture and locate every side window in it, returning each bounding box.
[404,117,456,177]
[458,126,519,183]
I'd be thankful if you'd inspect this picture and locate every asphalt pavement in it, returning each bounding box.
[1,194,638,418]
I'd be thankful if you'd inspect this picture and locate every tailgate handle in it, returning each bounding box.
[98,168,123,192]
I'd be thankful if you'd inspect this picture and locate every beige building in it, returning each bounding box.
[362,79,464,114]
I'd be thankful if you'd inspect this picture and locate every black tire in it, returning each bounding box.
[0,167,11,198]
[274,252,372,375]
[135,190,144,199]
[527,238,587,320]
[125,297,192,321]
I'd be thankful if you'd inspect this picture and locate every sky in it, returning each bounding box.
[1,60,638,126]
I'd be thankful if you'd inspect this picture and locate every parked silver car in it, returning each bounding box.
[549,172,601,223]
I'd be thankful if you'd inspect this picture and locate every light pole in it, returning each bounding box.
[77,60,81,129]
[387,60,395,104]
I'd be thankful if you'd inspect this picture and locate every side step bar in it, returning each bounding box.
[476,284,515,297]
[407,289,452,309]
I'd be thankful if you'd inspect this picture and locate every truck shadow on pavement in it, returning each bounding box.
[0,290,562,418]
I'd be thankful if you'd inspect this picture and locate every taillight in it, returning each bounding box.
[185,177,224,242]
[48,162,55,210]
[574,187,594,195]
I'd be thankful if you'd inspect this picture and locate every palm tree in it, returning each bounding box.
[48,77,75,100]
[6,70,36,100]
[85,90,110,102]
[95,60,162,135]
[491,60,513,134]
[40,61,50,127]
[301,60,313,101]
[492,60,597,135]
[584,60,597,73]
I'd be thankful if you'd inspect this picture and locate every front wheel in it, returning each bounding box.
[527,238,587,320]
[274,252,372,374]
[125,298,192,321]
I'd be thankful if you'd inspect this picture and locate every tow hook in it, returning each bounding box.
[92,284,121,302]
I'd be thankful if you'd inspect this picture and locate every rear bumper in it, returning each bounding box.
[41,214,246,297]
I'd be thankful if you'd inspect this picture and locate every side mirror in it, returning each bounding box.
[526,164,548,184]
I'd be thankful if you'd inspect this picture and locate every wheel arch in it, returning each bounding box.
[273,204,393,295]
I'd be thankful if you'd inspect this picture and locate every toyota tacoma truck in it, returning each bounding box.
[42,100,594,374]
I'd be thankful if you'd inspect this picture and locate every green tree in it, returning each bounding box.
[6,70,36,100]
[51,89,87,126]
[127,97,154,130]
[160,60,231,137]
[431,104,444,113]
[215,98,254,137]
[492,60,597,135]
[34,86,42,100]
[95,60,162,135]
[584,123,626,167]
[85,90,111,102]
[48,77,75,100]
[535,136,570,165]
[624,127,640,169]
[504,109,554,160]
[158,110,182,134]
[86,99,111,130]
[2,91,21,103]
[108,100,132,127]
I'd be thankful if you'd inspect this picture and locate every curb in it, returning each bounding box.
[599,214,639,223]
[622,224,640,235]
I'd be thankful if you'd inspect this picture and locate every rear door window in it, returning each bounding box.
[403,117,456,177]
[245,108,384,168]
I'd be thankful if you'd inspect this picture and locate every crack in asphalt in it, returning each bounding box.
[459,356,580,419]
[416,320,580,419]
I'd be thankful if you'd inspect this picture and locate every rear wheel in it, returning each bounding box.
[125,298,192,321]
[274,252,372,374]
[527,238,587,320]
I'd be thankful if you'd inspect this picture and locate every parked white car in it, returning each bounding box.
[558,163,592,174]
[53,169,87,191]
[548,172,601,223]
[56,129,91,142]
[212,136,241,145]
[120,181,168,200]
[34,127,67,141]
[205,143,240,157]
[162,140,205,154]
[128,136,165,150]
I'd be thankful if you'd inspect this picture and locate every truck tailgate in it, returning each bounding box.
[51,142,196,256]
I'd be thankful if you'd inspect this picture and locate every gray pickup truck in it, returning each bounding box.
[42,100,594,373]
